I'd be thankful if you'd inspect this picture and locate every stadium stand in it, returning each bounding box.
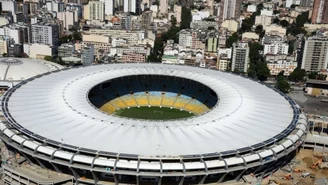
[134,92,149,106]
[88,75,218,115]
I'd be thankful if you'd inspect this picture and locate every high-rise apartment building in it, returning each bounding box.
[159,0,168,14]
[219,0,242,22]
[301,36,328,71]
[232,42,249,73]
[31,22,59,46]
[100,0,114,15]
[81,44,94,65]
[311,0,328,23]
[123,0,136,13]
[86,1,105,21]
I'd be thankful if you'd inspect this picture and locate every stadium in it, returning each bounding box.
[0,63,307,184]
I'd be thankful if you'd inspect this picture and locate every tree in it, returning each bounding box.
[241,17,253,32]
[276,78,290,93]
[272,18,280,24]
[180,7,192,29]
[288,40,295,54]
[44,56,53,61]
[170,15,177,27]
[255,25,263,35]
[2,53,7,57]
[280,20,289,27]
[226,33,239,48]
[295,11,309,27]
[288,67,306,82]
[256,61,270,81]
[148,35,164,63]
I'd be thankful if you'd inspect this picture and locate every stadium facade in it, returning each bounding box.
[0,64,308,184]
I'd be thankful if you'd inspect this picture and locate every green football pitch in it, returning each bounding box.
[114,106,195,120]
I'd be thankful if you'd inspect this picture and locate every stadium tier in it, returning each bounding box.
[0,64,307,185]
[88,75,218,114]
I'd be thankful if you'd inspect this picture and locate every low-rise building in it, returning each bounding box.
[267,60,297,76]
[120,53,146,63]
[24,43,57,59]
[58,43,75,58]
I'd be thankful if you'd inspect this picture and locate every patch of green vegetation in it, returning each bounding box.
[115,107,194,120]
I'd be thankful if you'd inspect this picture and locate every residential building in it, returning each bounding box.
[217,48,232,71]
[311,0,328,23]
[221,19,238,32]
[31,22,59,46]
[110,45,151,56]
[66,4,83,19]
[58,43,75,58]
[219,0,242,22]
[207,35,218,52]
[301,36,328,71]
[267,60,297,76]
[7,41,23,57]
[260,9,273,16]
[23,43,57,59]
[0,0,17,13]
[46,0,65,12]
[121,53,146,62]
[0,36,8,55]
[179,29,192,48]
[85,0,105,21]
[263,42,289,55]
[159,0,168,14]
[84,28,144,45]
[190,21,219,30]
[265,24,287,38]
[255,15,272,29]
[100,0,114,15]
[232,42,249,73]
[0,23,31,44]
[57,11,77,30]
[242,32,260,41]
[124,0,136,13]
[81,44,94,65]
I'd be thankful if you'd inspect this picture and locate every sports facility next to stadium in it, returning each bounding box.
[0,63,307,184]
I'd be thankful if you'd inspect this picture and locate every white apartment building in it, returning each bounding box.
[263,42,289,55]
[159,0,168,14]
[124,0,136,13]
[57,11,77,30]
[255,15,272,29]
[0,0,17,13]
[87,1,105,21]
[301,36,328,71]
[178,30,192,48]
[46,0,65,12]
[0,23,30,44]
[31,22,59,46]
[100,0,114,15]
[232,42,249,73]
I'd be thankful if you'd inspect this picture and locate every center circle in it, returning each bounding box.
[88,74,219,120]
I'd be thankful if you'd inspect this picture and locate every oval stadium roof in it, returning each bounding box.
[5,64,295,158]
[0,58,64,82]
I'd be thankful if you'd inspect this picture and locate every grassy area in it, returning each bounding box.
[114,106,194,120]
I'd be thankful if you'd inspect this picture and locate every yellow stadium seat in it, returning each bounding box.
[109,98,127,109]
[134,94,148,106]
[148,94,162,106]
[121,95,138,107]
[100,103,116,114]
[162,95,176,107]
[174,96,191,108]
